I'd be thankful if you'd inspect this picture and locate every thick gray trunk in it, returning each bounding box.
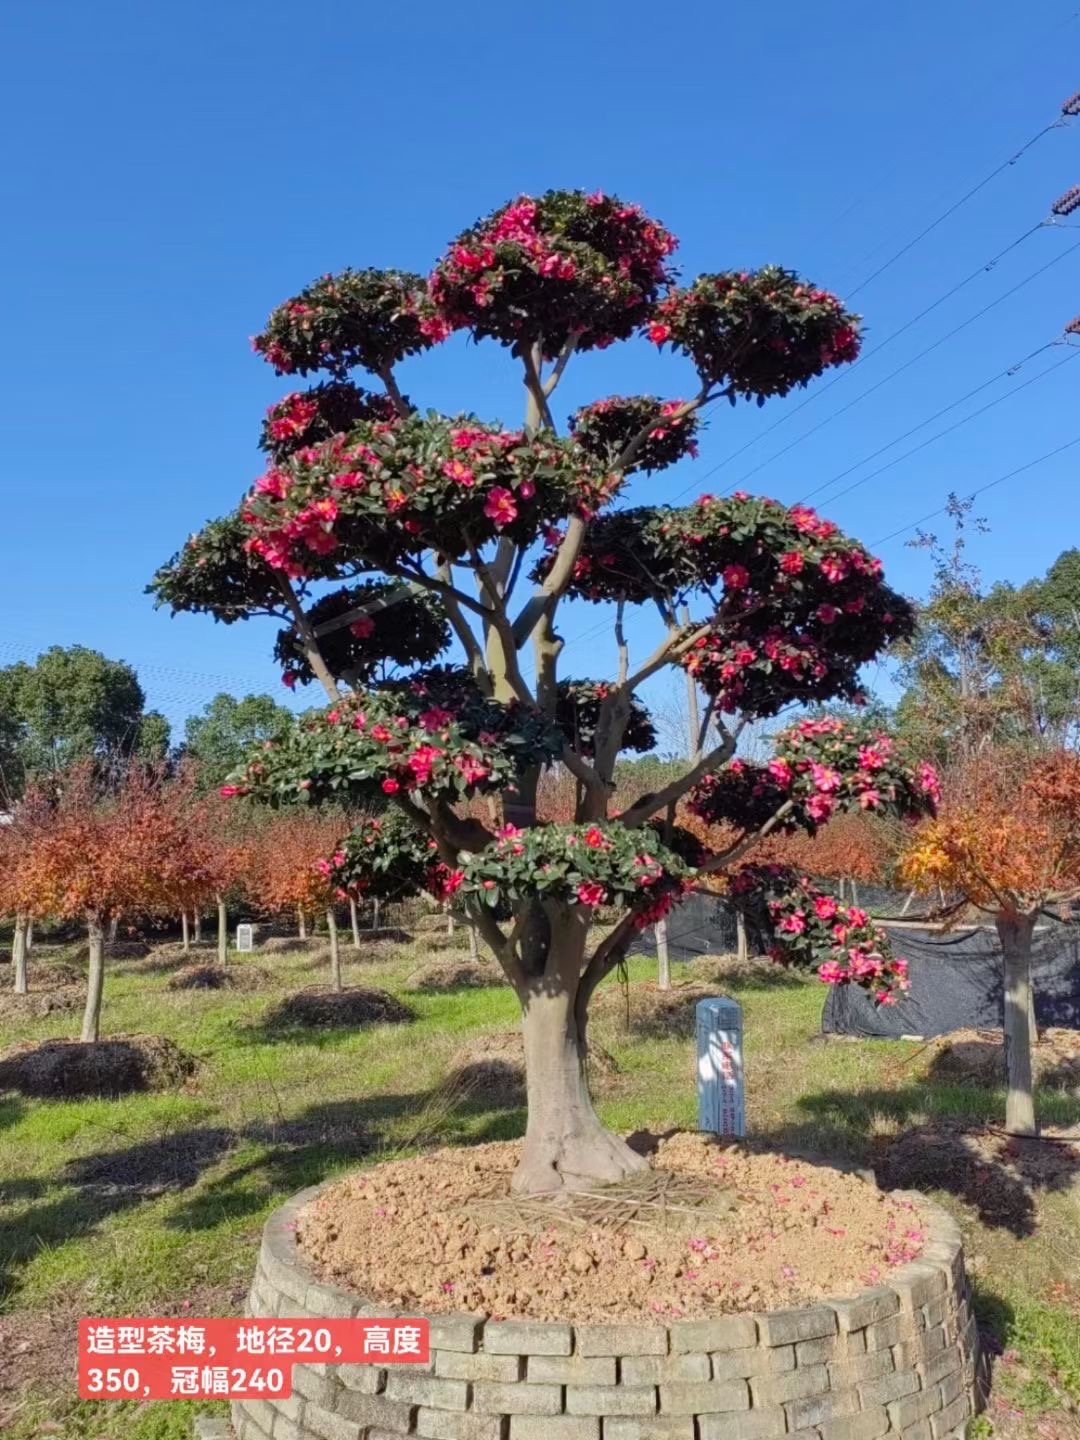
[217,898,228,965]
[298,908,307,941]
[327,909,342,992]
[81,915,106,1043]
[736,910,748,964]
[181,911,190,952]
[12,916,29,995]
[656,919,671,991]
[349,898,361,950]
[998,912,1038,1137]
[515,980,648,1195]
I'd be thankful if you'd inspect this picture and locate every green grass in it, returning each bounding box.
[1,934,1079,1439]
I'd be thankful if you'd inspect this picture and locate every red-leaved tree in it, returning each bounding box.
[249,811,352,987]
[153,191,937,1193]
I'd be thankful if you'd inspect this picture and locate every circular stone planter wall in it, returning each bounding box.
[235,1180,980,1440]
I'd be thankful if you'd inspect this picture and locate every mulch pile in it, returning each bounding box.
[0,1034,196,1098]
[447,1030,619,1107]
[261,987,413,1031]
[167,963,270,991]
[930,1027,1080,1092]
[592,981,718,1040]
[407,959,502,993]
[299,1133,928,1321]
[0,986,84,1021]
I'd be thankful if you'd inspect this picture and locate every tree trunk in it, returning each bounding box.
[12,916,29,995]
[81,914,106,1043]
[349,898,361,950]
[25,917,34,954]
[373,898,380,931]
[193,912,202,944]
[997,911,1038,1137]
[181,911,190,952]
[736,910,748,965]
[515,983,649,1195]
[468,925,479,963]
[851,880,860,907]
[108,916,119,944]
[298,908,307,941]
[447,911,455,936]
[656,919,671,991]
[327,909,342,992]
[217,897,228,965]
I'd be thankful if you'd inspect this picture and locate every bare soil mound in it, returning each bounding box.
[685,953,806,989]
[261,987,413,1031]
[0,1034,196,1098]
[72,939,150,962]
[930,1027,1080,1091]
[298,1133,927,1321]
[0,985,84,1020]
[447,1030,618,1107]
[22,961,83,988]
[168,963,270,992]
[261,936,319,955]
[407,959,502,993]
[592,981,717,1039]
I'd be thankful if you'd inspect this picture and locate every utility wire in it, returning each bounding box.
[798,342,1077,509]
[871,433,1080,548]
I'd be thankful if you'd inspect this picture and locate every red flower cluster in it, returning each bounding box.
[259,382,400,462]
[426,190,678,356]
[569,395,700,475]
[649,267,861,399]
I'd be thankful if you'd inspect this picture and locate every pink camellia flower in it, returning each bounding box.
[381,778,400,794]
[810,763,841,794]
[419,706,454,731]
[723,563,750,590]
[805,793,835,822]
[816,603,839,624]
[219,785,241,799]
[326,710,341,725]
[583,826,607,848]
[281,671,298,689]
[818,960,847,985]
[350,614,376,639]
[777,911,806,935]
[576,881,607,907]
[814,895,838,921]
[518,480,536,500]
[778,551,804,575]
[456,754,490,785]
[647,322,671,344]
[768,758,794,786]
[820,554,849,583]
[846,906,869,928]
[857,744,884,771]
[917,761,941,803]
[858,787,881,810]
[442,459,475,486]
[483,487,518,528]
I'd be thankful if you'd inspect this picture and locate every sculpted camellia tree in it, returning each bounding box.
[899,749,1080,1137]
[154,190,939,1193]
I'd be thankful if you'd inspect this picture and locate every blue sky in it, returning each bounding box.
[2,0,1078,744]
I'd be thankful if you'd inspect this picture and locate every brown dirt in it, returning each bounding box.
[686,953,808,988]
[20,961,84,988]
[299,1134,928,1322]
[167,962,270,991]
[0,985,84,1020]
[407,959,503,993]
[930,1027,1080,1091]
[71,939,150,962]
[261,987,413,1031]
[445,1031,619,1107]
[0,1034,196,1098]
[592,981,718,1039]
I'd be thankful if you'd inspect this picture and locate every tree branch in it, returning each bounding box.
[521,344,557,433]
[617,733,738,827]
[542,333,578,398]
[377,365,412,419]
[274,575,341,701]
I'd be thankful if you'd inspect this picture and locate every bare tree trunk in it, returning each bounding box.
[193,912,202,944]
[298,908,307,940]
[12,915,29,995]
[516,980,648,1195]
[900,888,916,917]
[997,912,1038,1137]
[447,910,455,937]
[349,898,361,950]
[851,880,860,907]
[656,919,671,991]
[217,897,228,965]
[736,910,748,965]
[25,917,34,954]
[468,925,479,963]
[373,898,380,931]
[327,909,342,992]
[108,916,118,944]
[181,911,190,952]
[81,914,106,1043]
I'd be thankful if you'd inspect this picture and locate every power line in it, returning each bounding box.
[798,342,1077,509]
[720,235,1080,493]
[870,433,1080,548]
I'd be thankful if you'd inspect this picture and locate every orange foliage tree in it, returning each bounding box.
[17,763,219,1041]
[0,779,58,993]
[899,748,1080,1135]
[249,811,350,987]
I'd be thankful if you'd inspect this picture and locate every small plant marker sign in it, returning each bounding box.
[697,995,745,1136]
[235,924,254,953]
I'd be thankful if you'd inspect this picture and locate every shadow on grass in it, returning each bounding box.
[779,1084,1080,1238]
[0,1079,525,1294]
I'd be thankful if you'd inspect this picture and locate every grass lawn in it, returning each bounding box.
[1,928,1079,1440]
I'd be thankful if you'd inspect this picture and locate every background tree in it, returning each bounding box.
[0,645,170,789]
[182,692,295,789]
[156,189,937,1194]
[249,812,352,986]
[899,748,1080,1137]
